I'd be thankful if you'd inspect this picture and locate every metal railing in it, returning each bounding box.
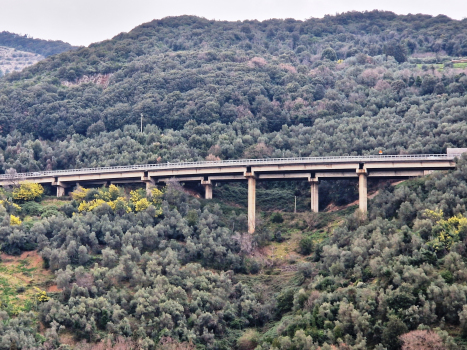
[0,154,459,180]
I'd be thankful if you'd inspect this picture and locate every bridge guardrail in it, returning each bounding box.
[0,154,459,179]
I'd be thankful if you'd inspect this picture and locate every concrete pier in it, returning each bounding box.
[310,179,319,212]
[56,186,66,197]
[203,183,213,199]
[145,181,155,196]
[246,175,256,234]
[357,169,368,212]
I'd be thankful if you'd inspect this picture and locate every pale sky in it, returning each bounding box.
[1,0,466,46]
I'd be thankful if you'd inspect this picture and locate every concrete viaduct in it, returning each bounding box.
[0,150,464,233]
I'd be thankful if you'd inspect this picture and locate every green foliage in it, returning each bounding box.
[270,212,284,223]
[2,11,467,350]
[276,288,296,314]
[40,205,61,218]
[321,47,337,61]
[0,31,75,56]
[382,317,408,350]
[12,183,44,202]
[298,236,314,255]
[440,270,454,284]
[20,201,42,216]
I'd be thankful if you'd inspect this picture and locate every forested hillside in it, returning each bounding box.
[2,11,467,350]
[1,12,467,169]
[0,32,75,57]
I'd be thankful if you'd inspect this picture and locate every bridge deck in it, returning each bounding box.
[0,154,458,181]
[0,153,461,233]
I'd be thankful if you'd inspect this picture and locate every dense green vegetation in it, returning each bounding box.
[2,10,467,350]
[1,13,467,170]
[0,31,75,57]
[3,158,467,349]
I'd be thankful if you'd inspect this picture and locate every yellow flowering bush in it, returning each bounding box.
[99,184,122,201]
[130,189,146,204]
[73,184,163,215]
[10,215,22,226]
[78,199,107,212]
[424,209,467,251]
[108,197,132,213]
[422,209,444,223]
[0,200,21,211]
[34,287,49,303]
[135,198,150,212]
[71,186,90,202]
[12,183,44,202]
[151,187,164,205]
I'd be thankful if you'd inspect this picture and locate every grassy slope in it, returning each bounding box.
[0,250,55,315]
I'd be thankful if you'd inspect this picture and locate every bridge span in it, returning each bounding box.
[0,152,463,233]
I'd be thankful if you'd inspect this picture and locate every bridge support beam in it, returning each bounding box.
[357,169,368,212]
[246,174,256,234]
[310,179,319,213]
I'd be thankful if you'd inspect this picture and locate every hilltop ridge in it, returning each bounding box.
[0,31,75,57]
[0,31,75,76]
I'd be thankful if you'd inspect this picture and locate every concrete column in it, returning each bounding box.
[247,175,256,234]
[56,186,66,198]
[201,180,213,199]
[145,181,155,196]
[310,179,319,213]
[357,169,368,212]
[203,184,213,199]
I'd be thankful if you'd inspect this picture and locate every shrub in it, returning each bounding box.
[440,270,454,284]
[12,183,44,202]
[41,206,61,218]
[237,329,260,350]
[276,288,296,314]
[298,236,314,255]
[21,201,42,216]
[10,214,22,225]
[135,198,150,212]
[298,262,313,278]
[270,212,284,223]
[274,231,284,242]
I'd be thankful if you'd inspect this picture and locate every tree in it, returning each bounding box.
[385,41,407,63]
[421,76,438,95]
[382,317,408,350]
[321,47,337,61]
[400,330,446,350]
